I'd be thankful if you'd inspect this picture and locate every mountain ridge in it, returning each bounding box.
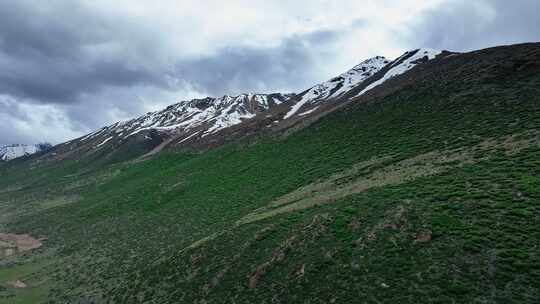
[41,48,446,163]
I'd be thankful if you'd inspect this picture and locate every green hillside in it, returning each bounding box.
[1,44,539,303]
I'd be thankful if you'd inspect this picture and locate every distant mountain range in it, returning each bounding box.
[42,48,447,163]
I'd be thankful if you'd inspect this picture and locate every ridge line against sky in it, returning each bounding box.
[0,0,539,145]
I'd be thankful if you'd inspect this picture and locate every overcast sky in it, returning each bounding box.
[0,0,539,145]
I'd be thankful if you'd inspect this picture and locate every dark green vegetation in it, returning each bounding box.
[1,44,539,303]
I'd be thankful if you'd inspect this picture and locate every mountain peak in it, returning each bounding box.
[355,48,442,98]
[283,55,389,119]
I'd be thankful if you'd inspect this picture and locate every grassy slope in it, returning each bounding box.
[0,44,539,303]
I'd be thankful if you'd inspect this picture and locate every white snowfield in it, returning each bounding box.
[77,48,441,149]
[0,144,39,161]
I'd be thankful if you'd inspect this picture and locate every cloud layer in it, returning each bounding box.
[0,0,538,145]
[406,0,540,51]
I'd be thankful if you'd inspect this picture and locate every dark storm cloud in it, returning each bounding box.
[0,2,95,58]
[62,29,345,133]
[0,1,166,104]
[175,30,344,96]
[0,1,343,106]
[0,59,161,103]
[407,0,540,52]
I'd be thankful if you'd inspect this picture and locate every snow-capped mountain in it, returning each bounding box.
[355,48,442,97]
[47,48,445,161]
[0,144,40,161]
[282,48,443,120]
[74,93,293,149]
[284,56,389,119]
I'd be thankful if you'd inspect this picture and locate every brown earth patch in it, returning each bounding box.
[0,233,43,257]
[7,280,27,288]
[413,230,432,243]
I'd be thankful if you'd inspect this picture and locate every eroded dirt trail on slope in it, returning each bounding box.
[237,131,539,225]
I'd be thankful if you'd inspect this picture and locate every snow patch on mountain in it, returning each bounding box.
[284,56,389,119]
[298,107,319,116]
[357,48,441,97]
[96,136,113,147]
[0,144,39,161]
